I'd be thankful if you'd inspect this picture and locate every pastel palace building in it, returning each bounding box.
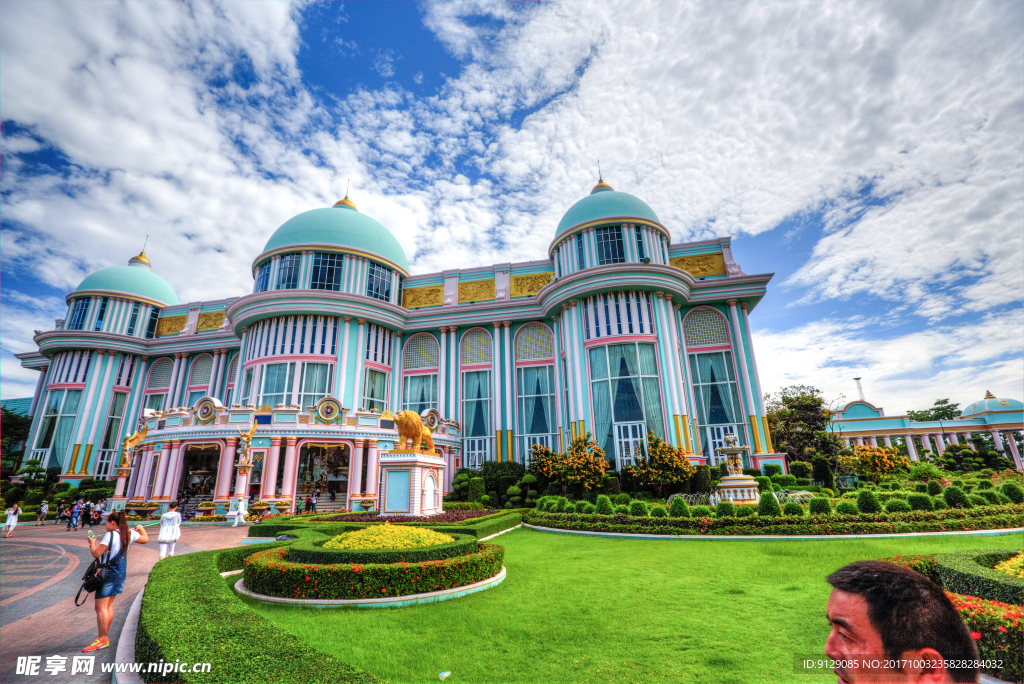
[16,180,785,514]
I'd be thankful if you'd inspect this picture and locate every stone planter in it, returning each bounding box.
[250,506,270,514]
[131,506,159,516]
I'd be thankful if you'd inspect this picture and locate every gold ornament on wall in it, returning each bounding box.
[403,286,444,309]
[458,279,495,304]
[155,315,187,337]
[671,252,727,278]
[197,311,226,331]
[510,272,553,298]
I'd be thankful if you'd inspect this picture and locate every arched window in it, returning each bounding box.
[145,357,174,412]
[402,333,439,414]
[460,328,492,466]
[683,308,730,347]
[514,323,555,462]
[186,354,214,407]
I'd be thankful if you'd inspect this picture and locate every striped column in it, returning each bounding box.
[728,300,764,454]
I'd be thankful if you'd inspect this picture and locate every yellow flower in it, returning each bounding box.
[323,522,454,550]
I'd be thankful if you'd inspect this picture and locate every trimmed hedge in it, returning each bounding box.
[907,493,933,511]
[289,533,478,565]
[808,498,832,516]
[934,549,1024,606]
[243,542,505,600]
[523,504,1023,536]
[443,501,484,511]
[138,544,379,684]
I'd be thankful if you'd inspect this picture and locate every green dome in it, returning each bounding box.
[555,181,661,240]
[74,254,179,306]
[261,202,409,273]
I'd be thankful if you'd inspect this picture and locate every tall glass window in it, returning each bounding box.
[298,363,332,410]
[145,393,166,411]
[596,227,625,265]
[259,363,294,407]
[241,368,254,405]
[67,299,89,331]
[310,253,343,291]
[366,263,392,301]
[462,370,491,466]
[362,369,389,412]
[34,389,82,469]
[254,261,272,293]
[93,297,109,331]
[145,308,160,339]
[635,229,646,261]
[98,392,128,478]
[516,365,555,463]
[402,374,437,414]
[276,254,301,290]
[588,343,665,468]
[125,302,141,336]
[689,351,746,464]
[187,390,205,407]
[396,275,405,305]
[576,234,585,269]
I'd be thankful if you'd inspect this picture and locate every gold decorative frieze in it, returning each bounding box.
[671,253,727,278]
[155,315,187,337]
[458,279,495,304]
[197,311,226,331]
[403,285,444,309]
[510,272,553,298]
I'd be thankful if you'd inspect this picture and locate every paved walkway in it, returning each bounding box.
[0,522,247,683]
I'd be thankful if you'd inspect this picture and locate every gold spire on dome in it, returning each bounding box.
[984,390,996,399]
[590,177,614,194]
[333,194,358,211]
[128,251,152,269]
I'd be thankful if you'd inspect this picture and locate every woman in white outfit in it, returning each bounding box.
[3,504,22,537]
[157,501,182,559]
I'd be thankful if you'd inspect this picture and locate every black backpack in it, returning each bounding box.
[75,537,129,606]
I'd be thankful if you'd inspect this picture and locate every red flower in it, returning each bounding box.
[970,632,981,639]
[381,588,386,593]
[998,626,1008,633]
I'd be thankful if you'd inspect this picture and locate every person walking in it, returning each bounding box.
[3,503,22,537]
[35,501,49,526]
[55,500,66,525]
[83,500,95,529]
[311,491,318,513]
[68,500,82,531]
[157,501,182,560]
[232,495,248,527]
[83,511,148,652]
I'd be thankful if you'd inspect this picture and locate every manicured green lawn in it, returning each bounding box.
[244,529,1022,684]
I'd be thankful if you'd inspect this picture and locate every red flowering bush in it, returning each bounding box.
[947,593,1022,683]
[243,543,504,600]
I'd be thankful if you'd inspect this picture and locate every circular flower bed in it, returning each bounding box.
[324,522,454,550]
[243,542,504,600]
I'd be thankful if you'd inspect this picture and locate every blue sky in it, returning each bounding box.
[2,0,1022,413]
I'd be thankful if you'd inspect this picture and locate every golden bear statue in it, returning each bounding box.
[394,410,435,453]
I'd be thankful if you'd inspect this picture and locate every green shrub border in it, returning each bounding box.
[251,512,522,540]
[137,540,380,684]
[934,549,1024,606]
[288,533,479,565]
[243,541,505,601]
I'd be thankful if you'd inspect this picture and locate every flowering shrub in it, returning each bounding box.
[243,542,504,600]
[995,553,1023,578]
[948,593,1023,683]
[528,434,607,495]
[621,433,695,498]
[852,444,912,476]
[323,523,454,550]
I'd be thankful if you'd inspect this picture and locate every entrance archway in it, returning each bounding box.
[175,443,221,508]
[296,442,350,497]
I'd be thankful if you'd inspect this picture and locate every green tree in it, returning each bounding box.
[16,459,47,487]
[765,385,844,466]
[906,399,961,422]
[1,406,33,470]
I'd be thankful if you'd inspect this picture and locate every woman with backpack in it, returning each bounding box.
[83,511,148,652]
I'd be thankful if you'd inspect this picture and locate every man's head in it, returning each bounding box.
[825,561,978,684]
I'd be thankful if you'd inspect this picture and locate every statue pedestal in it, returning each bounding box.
[376,449,446,517]
[716,475,761,505]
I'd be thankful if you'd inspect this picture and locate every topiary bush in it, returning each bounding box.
[914,483,929,493]
[479,495,490,507]
[927,480,943,496]
[943,486,972,509]
[976,480,993,491]
[650,505,668,518]
[856,489,882,514]
[579,502,597,515]
[808,497,832,516]
[763,464,782,477]
[629,500,649,517]
[789,461,812,479]
[907,493,933,511]
[692,465,713,494]
[613,493,630,506]
[783,502,803,516]
[1000,482,1023,504]
[968,495,988,507]
[884,499,911,513]
[690,505,712,518]
[595,495,614,515]
[668,497,691,518]
[757,491,782,517]
[614,505,630,515]
[468,477,485,502]
[754,476,772,493]
[835,501,858,516]
[715,501,734,518]
[931,497,949,510]
[734,505,756,518]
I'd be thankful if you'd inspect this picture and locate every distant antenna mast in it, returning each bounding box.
[346,179,350,197]
[142,235,149,252]
[853,377,865,402]
[597,160,602,180]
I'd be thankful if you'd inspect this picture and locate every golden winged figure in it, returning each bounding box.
[118,425,149,468]
[238,421,258,443]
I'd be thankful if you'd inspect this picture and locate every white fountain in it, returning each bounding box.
[715,433,761,505]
